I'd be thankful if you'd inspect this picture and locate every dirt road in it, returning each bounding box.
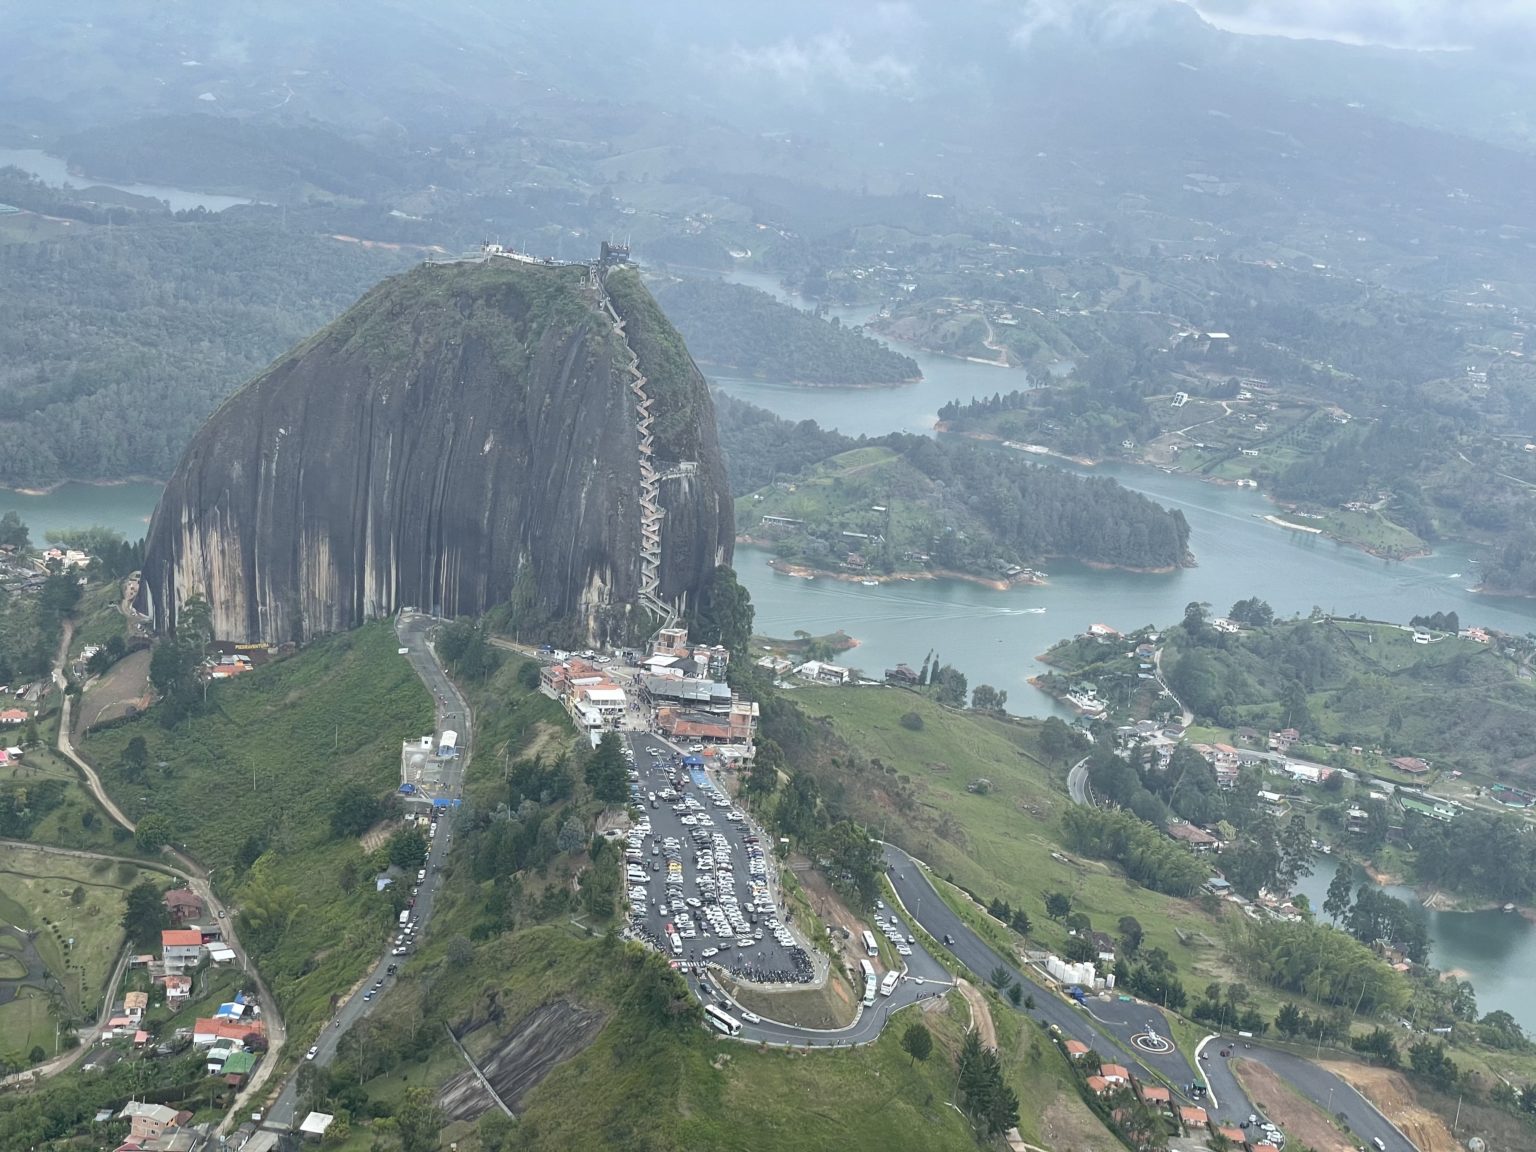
[955,978,997,1048]
[44,624,288,1126]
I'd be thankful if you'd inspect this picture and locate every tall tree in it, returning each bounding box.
[121,880,168,948]
[690,565,754,653]
[901,1021,933,1065]
[1324,866,1354,924]
[585,732,629,803]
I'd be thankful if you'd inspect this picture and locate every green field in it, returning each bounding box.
[0,989,54,1064]
[790,685,1234,986]
[0,842,159,1018]
[81,622,434,1037]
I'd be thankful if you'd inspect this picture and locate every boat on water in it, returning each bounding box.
[1022,607,1046,614]
[860,579,879,586]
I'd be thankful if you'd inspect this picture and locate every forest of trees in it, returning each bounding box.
[711,393,860,496]
[734,423,1192,576]
[655,278,920,386]
[0,199,411,487]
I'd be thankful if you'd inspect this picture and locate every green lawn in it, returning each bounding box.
[81,622,434,1038]
[0,842,157,1018]
[0,990,55,1064]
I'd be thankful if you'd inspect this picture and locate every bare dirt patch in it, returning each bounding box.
[1231,1059,1353,1152]
[1039,1095,1121,1152]
[358,823,394,855]
[956,979,997,1049]
[1320,1061,1457,1152]
[76,649,151,732]
[440,999,606,1121]
[520,720,568,762]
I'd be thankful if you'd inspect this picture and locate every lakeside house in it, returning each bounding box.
[795,660,853,685]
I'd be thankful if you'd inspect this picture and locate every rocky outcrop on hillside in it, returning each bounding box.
[137,259,733,644]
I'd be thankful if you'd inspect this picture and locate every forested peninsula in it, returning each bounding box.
[730,422,1190,582]
[655,278,920,386]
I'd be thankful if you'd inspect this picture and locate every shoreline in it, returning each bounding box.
[701,361,921,389]
[934,425,1099,468]
[745,548,1043,592]
[4,475,162,497]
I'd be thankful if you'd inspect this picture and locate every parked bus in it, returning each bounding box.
[880,971,900,998]
[859,959,877,1006]
[704,1004,742,1036]
[862,929,878,957]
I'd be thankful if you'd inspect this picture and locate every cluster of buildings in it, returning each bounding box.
[1060,1041,1277,1146]
[537,627,758,751]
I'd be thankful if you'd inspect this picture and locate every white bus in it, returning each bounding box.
[862,930,878,957]
[704,1004,742,1036]
[859,959,878,1006]
[880,971,900,998]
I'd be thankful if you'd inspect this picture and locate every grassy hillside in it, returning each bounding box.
[1158,615,1536,784]
[783,686,1232,992]
[81,622,433,1033]
[322,924,1095,1152]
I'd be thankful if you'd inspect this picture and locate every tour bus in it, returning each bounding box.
[669,931,683,956]
[862,929,879,957]
[704,1004,742,1036]
[880,971,900,998]
[859,958,878,1006]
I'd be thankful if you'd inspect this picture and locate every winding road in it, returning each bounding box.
[261,611,469,1132]
[18,620,283,1117]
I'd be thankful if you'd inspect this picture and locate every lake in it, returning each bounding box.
[0,147,256,213]
[1295,857,1536,1033]
[0,482,162,543]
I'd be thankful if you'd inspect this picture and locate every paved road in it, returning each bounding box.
[263,612,469,1131]
[1197,1035,1418,1152]
[883,843,1246,1112]
[1066,756,1091,805]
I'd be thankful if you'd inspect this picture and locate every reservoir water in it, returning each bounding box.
[0,482,161,543]
[1295,857,1535,1033]
[0,148,256,213]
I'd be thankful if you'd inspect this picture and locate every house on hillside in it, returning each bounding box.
[160,929,205,972]
[164,888,203,924]
[795,660,852,684]
[1166,821,1220,854]
[119,1103,190,1143]
[1390,756,1431,776]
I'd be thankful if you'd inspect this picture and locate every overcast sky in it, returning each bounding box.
[1189,0,1536,51]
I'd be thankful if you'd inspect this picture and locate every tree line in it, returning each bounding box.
[655,278,920,386]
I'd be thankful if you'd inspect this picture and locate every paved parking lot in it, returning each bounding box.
[621,733,814,986]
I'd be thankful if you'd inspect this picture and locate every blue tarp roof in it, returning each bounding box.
[682,755,704,766]
[398,783,417,793]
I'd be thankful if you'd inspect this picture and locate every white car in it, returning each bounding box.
[306,1045,319,1061]
[701,947,719,958]
[740,1010,762,1024]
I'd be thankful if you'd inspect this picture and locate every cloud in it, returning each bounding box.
[728,30,916,94]
[1009,0,1163,49]
[1188,0,1536,52]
